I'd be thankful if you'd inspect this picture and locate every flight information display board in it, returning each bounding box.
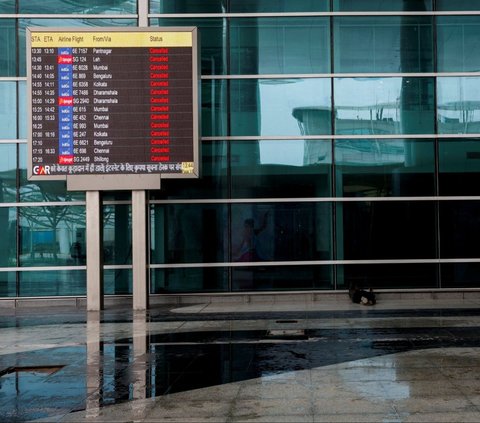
[27,27,200,187]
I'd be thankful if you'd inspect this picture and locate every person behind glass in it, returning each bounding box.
[233,212,269,262]
[348,283,376,306]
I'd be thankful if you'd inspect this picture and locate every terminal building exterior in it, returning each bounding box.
[2,0,480,301]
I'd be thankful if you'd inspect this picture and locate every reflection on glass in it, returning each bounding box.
[437,17,480,72]
[231,202,332,263]
[231,0,328,12]
[334,17,433,73]
[437,77,480,134]
[232,264,332,291]
[440,201,480,259]
[0,144,17,202]
[439,139,480,195]
[18,19,138,76]
[19,0,137,13]
[19,206,86,267]
[334,78,435,135]
[335,139,435,197]
[19,270,86,296]
[0,83,16,138]
[336,201,436,259]
[151,267,228,292]
[0,207,16,267]
[202,80,227,137]
[436,0,480,10]
[104,269,132,295]
[152,141,227,200]
[150,204,227,264]
[230,18,330,74]
[151,0,224,13]
[0,272,16,297]
[333,0,432,10]
[337,264,437,289]
[231,140,331,198]
[0,20,16,76]
[231,78,331,136]
[152,18,227,75]
[103,205,131,266]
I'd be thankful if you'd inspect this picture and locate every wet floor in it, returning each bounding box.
[2,300,480,421]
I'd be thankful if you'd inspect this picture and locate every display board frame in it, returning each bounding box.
[26,26,200,191]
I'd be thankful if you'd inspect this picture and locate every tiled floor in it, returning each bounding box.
[2,298,480,422]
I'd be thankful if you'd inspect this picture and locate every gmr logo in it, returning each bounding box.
[33,165,51,175]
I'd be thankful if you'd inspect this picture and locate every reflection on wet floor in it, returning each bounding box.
[2,309,480,421]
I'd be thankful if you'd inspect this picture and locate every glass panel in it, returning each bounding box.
[19,205,86,267]
[230,18,330,74]
[336,264,437,289]
[0,272,16,297]
[152,18,226,75]
[18,19,138,76]
[231,140,331,198]
[151,141,227,199]
[19,0,137,14]
[231,202,332,262]
[231,78,331,136]
[0,2,15,12]
[103,204,132,266]
[232,264,332,291]
[150,203,227,264]
[333,0,432,11]
[439,201,480,259]
[334,78,435,135]
[437,17,480,72]
[335,139,435,197]
[151,267,228,293]
[19,144,85,201]
[436,0,480,11]
[150,0,225,13]
[439,139,480,196]
[231,0,329,12]
[0,83,16,138]
[19,270,86,296]
[437,77,480,134]
[201,80,227,137]
[18,81,27,139]
[441,263,480,288]
[0,144,17,202]
[334,17,433,73]
[0,20,16,76]
[104,269,132,295]
[336,201,436,259]
[0,207,17,267]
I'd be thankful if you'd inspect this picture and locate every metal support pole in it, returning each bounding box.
[86,191,104,311]
[132,190,149,310]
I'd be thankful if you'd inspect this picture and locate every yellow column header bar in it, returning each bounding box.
[30,31,193,48]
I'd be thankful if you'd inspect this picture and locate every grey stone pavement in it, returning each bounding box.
[2,296,480,422]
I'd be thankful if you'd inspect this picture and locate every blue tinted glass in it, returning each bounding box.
[103,204,131,266]
[334,78,435,135]
[0,83,16,138]
[18,19,138,76]
[201,80,227,137]
[231,79,331,136]
[0,144,17,202]
[0,207,16,267]
[0,2,15,12]
[0,20,16,76]
[104,269,132,295]
[439,139,480,196]
[231,0,329,12]
[152,18,226,75]
[19,0,137,14]
[230,18,330,74]
[437,17,480,72]
[19,206,86,267]
[335,139,435,197]
[436,0,480,10]
[151,267,228,293]
[334,17,433,73]
[437,77,480,134]
[19,270,86,296]
[231,140,332,198]
[0,272,16,297]
[334,0,431,10]
[150,0,225,13]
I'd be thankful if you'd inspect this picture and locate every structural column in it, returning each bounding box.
[132,190,149,310]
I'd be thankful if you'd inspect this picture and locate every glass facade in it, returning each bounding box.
[2,1,480,297]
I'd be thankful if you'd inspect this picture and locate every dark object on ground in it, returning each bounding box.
[349,284,376,305]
